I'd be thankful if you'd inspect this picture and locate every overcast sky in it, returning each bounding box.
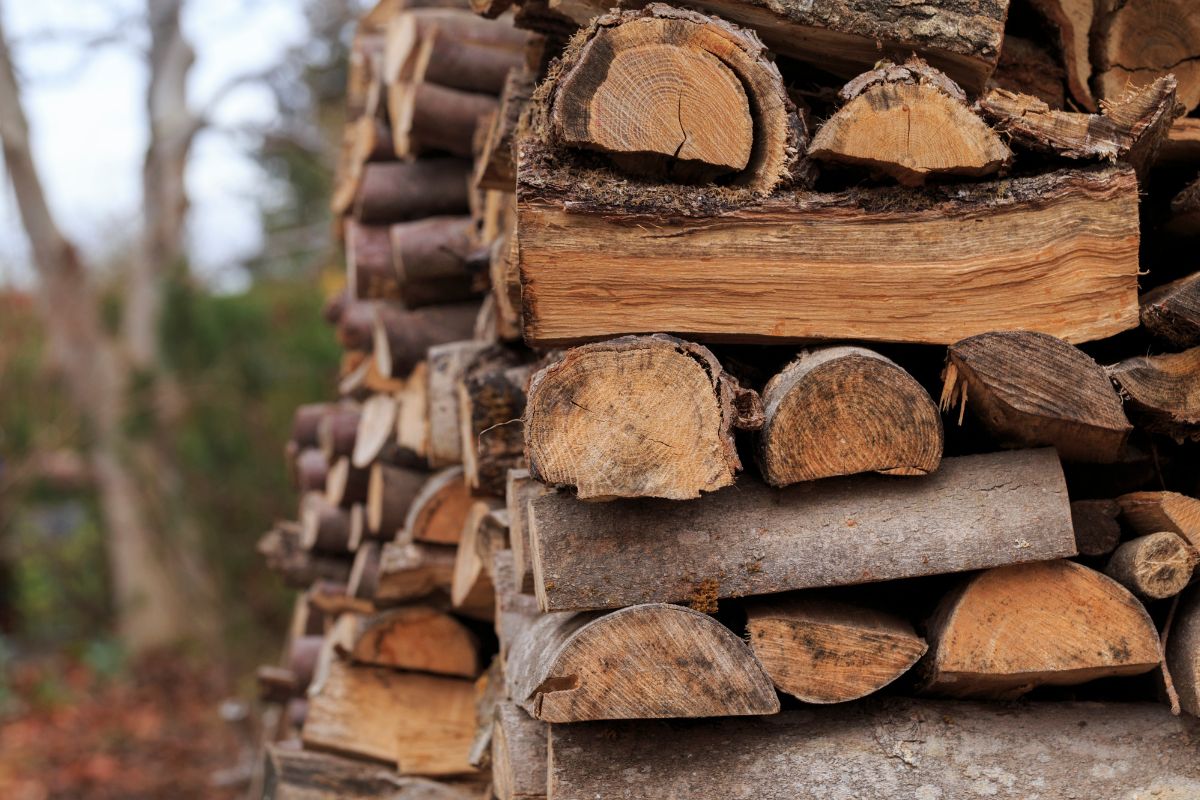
[0,0,313,290]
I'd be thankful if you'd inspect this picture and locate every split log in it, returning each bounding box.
[505,469,550,594]
[257,525,352,588]
[744,597,927,704]
[525,336,760,499]
[979,77,1180,174]
[475,69,534,191]
[543,6,800,192]
[291,403,333,448]
[351,394,396,469]
[506,604,778,722]
[347,540,382,600]
[757,346,940,486]
[452,500,501,620]
[493,549,540,663]
[427,341,491,468]
[390,216,480,309]
[458,349,532,495]
[491,703,546,800]
[1027,0,1097,109]
[529,449,1075,612]
[295,448,329,493]
[1071,498,1123,557]
[1108,347,1200,441]
[263,745,474,800]
[809,59,1010,186]
[517,167,1141,347]
[941,330,1131,462]
[365,463,425,537]
[547,701,1200,800]
[330,606,480,677]
[325,457,370,508]
[301,493,361,554]
[346,220,400,301]
[318,405,361,462]
[1141,271,1200,348]
[404,467,474,545]
[1167,585,1200,716]
[376,541,457,603]
[1094,0,1200,112]
[920,560,1160,699]
[1118,490,1200,548]
[372,303,478,380]
[389,80,498,159]
[354,159,471,224]
[1106,532,1197,600]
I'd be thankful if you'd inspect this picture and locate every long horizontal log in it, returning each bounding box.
[263,745,475,800]
[529,449,1075,611]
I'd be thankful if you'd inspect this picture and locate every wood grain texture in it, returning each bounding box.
[372,303,478,380]
[1108,346,1200,442]
[942,330,1132,462]
[1105,532,1197,600]
[375,541,456,604]
[492,548,540,665]
[530,449,1075,612]
[452,499,501,620]
[1094,0,1200,112]
[518,167,1141,347]
[757,346,941,485]
[920,560,1161,699]
[1027,0,1097,108]
[263,745,474,800]
[330,606,480,677]
[1167,584,1200,716]
[366,463,426,537]
[505,469,550,594]
[491,703,547,800]
[426,341,490,468]
[524,335,760,500]
[403,467,473,545]
[1118,490,1200,549]
[547,701,1200,799]
[506,603,778,722]
[1142,271,1200,348]
[744,597,926,704]
[351,394,397,469]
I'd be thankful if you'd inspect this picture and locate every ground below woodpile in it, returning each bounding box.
[0,652,250,800]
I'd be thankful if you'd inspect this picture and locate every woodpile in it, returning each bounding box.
[254,0,1200,797]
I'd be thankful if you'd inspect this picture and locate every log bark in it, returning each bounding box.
[1094,0,1200,112]
[325,457,370,509]
[389,80,498,159]
[809,59,1010,186]
[292,402,334,448]
[1027,0,1098,109]
[1118,490,1200,548]
[1108,346,1200,442]
[301,492,361,554]
[475,69,534,191]
[372,303,479,380]
[525,336,761,500]
[426,341,491,468]
[396,361,430,462]
[295,448,329,493]
[1070,498,1123,557]
[506,603,779,722]
[457,349,532,496]
[743,597,927,704]
[351,394,397,469]
[318,405,361,462]
[505,469,550,594]
[257,525,352,588]
[1167,584,1200,716]
[452,500,501,620]
[547,700,1200,799]
[263,745,475,800]
[920,560,1161,699]
[366,463,426,537]
[1105,532,1198,600]
[404,467,474,545]
[376,541,457,604]
[1141,271,1200,348]
[941,330,1132,462]
[384,8,527,89]
[757,346,941,486]
[354,159,471,224]
[491,703,546,800]
[390,216,481,309]
[529,449,1075,612]
[346,220,400,301]
[517,166,1141,347]
[330,606,480,677]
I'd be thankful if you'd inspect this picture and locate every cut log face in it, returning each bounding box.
[1167,585,1200,716]
[351,394,397,469]
[1070,498,1123,557]
[506,469,551,594]
[1105,532,1197,600]
[809,59,1011,186]
[920,560,1161,699]
[331,606,480,677]
[452,500,500,620]
[375,541,456,604]
[546,6,799,192]
[1108,347,1200,442]
[1027,0,1098,109]
[492,703,547,800]
[744,597,927,704]
[1118,491,1200,549]
[264,745,474,800]
[506,603,779,722]
[942,330,1132,462]
[366,463,426,537]
[404,467,474,545]
[757,346,942,486]
[1095,0,1200,112]
[1141,272,1200,348]
[524,336,760,500]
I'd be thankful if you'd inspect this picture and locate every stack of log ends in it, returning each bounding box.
[263,745,476,800]
[941,330,1132,462]
[292,402,333,448]
[389,81,498,159]
[919,560,1161,699]
[491,704,546,800]
[506,604,779,722]
[516,167,1142,348]
[547,701,1200,799]
[426,341,490,468]
[529,449,1075,612]
[809,59,1010,186]
[1094,0,1200,112]
[376,541,457,604]
[544,4,801,192]
[505,469,550,594]
[301,493,361,554]
[295,448,329,493]
[458,351,532,495]
[325,457,370,508]
[365,464,425,537]
[1070,498,1123,557]
[1167,585,1200,716]
[1169,174,1200,235]
[743,597,927,704]
[258,525,352,588]
[372,303,479,380]
[524,336,761,500]
[330,606,480,678]
[757,346,941,486]
[1107,347,1200,441]
[390,216,480,309]
[1117,490,1200,548]
[979,77,1180,174]
[1105,532,1197,600]
[347,541,382,600]
[354,159,472,225]
[451,500,501,620]
[1027,0,1096,110]
[1141,272,1200,348]
[351,394,396,469]
[405,467,473,545]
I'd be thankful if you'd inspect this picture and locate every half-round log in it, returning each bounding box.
[404,467,474,545]
[330,606,480,678]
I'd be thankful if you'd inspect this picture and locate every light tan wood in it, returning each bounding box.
[505,469,550,594]
[920,560,1161,699]
[452,500,501,620]
[375,541,457,604]
[1094,0,1200,112]
[744,597,927,704]
[330,606,480,677]
[491,703,546,800]
[1118,490,1200,549]
[426,341,491,468]
[1105,532,1198,600]
[403,467,473,545]
[1028,0,1098,109]
[506,604,779,722]
[351,393,398,469]
[758,346,941,485]
[395,361,430,460]
[810,59,1010,185]
[1108,347,1200,442]
[394,670,478,777]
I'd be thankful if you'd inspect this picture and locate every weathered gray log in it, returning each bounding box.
[1168,584,1200,717]
[530,449,1075,611]
[492,703,547,800]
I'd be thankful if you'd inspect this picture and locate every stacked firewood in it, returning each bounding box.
[255,0,1200,797]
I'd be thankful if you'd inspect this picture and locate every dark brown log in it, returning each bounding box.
[318,405,361,462]
[809,59,1011,186]
[257,525,352,588]
[325,457,370,509]
[336,302,378,353]
[744,596,927,704]
[346,220,400,301]
[1167,584,1200,716]
[491,703,546,800]
[411,19,527,94]
[1105,532,1198,600]
[348,540,382,600]
[263,744,474,800]
[427,341,491,468]
[506,604,778,722]
[920,560,1160,699]
[256,665,299,704]
[758,346,941,485]
[1161,117,1200,165]
[987,34,1065,108]
[354,159,471,224]
[1108,347,1200,442]
[505,469,549,594]
[1027,0,1098,109]
[390,216,481,308]
[366,463,426,537]
[301,492,361,554]
[321,288,348,327]
[376,541,457,604]
[1142,271,1200,348]
[942,330,1132,462]
[295,448,329,494]
[330,606,480,677]
[529,449,1075,612]
[373,302,479,380]
[1118,490,1200,549]
[291,402,333,448]
[458,349,532,496]
[475,69,534,191]
[547,701,1200,799]
[390,80,498,159]
[1070,498,1123,557]
[1094,0,1200,112]
[452,500,501,620]
[1170,173,1200,235]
